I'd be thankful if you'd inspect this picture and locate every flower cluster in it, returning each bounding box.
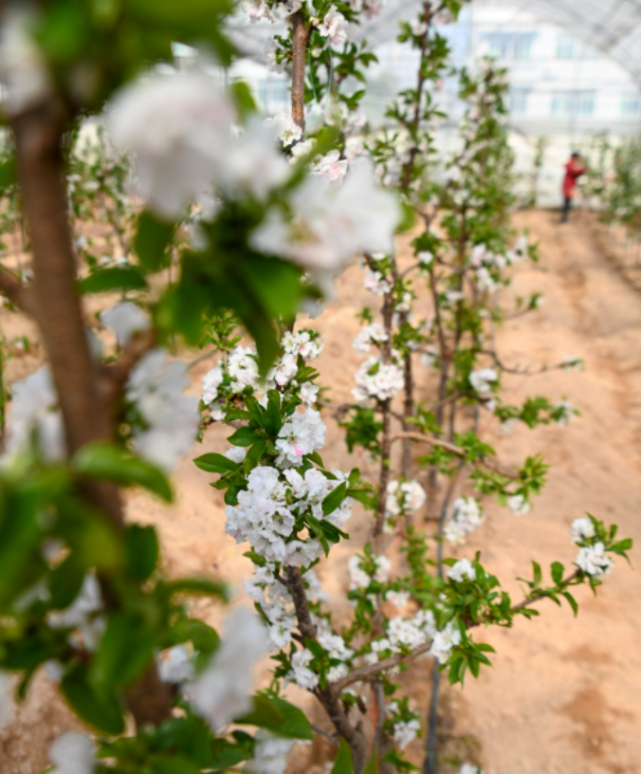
[202,330,323,417]
[353,323,388,354]
[363,269,391,295]
[384,480,426,530]
[570,518,614,577]
[444,497,484,545]
[126,348,200,473]
[447,558,476,583]
[100,301,150,347]
[226,456,353,565]
[188,607,270,732]
[251,158,400,274]
[348,553,391,589]
[352,357,404,403]
[6,366,65,462]
[469,367,498,396]
[553,399,575,427]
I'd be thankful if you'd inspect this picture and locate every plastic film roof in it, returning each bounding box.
[230,0,641,87]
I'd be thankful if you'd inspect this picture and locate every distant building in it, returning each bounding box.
[467,0,641,136]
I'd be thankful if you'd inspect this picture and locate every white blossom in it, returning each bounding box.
[189,607,270,731]
[469,368,498,395]
[317,8,348,47]
[202,364,224,406]
[352,357,404,403]
[575,542,613,577]
[109,71,235,218]
[444,497,483,545]
[214,116,290,200]
[48,733,95,774]
[126,349,200,472]
[447,558,476,583]
[158,645,194,684]
[242,0,277,23]
[49,575,104,651]
[310,150,348,183]
[429,622,461,664]
[250,158,400,273]
[0,10,51,117]
[569,517,595,543]
[385,480,426,517]
[393,719,421,750]
[385,590,410,607]
[507,494,530,516]
[553,399,575,426]
[6,367,65,461]
[353,323,388,354]
[387,610,435,651]
[225,446,247,464]
[418,251,433,266]
[363,270,391,295]
[100,302,150,347]
[290,648,319,689]
[348,554,389,589]
[300,382,320,406]
[275,408,326,466]
[247,730,295,774]
[268,112,303,146]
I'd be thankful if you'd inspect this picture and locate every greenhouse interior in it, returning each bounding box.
[0,1,640,774]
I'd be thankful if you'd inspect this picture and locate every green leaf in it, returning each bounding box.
[227,427,262,447]
[236,694,313,740]
[48,554,86,609]
[92,612,156,689]
[152,755,203,774]
[193,453,238,474]
[209,739,253,770]
[134,210,175,271]
[61,664,125,735]
[531,560,542,588]
[610,538,633,555]
[562,591,579,616]
[243,550,266,567]
[550,561,564,585]
[263,390,283,436]
[0,157,16,191]
[331,739,353,774]
[244,440,266,473]
[322,482,347,517]
[73,442,173,502]
[125,524,159,580]
[80,266,148,294]
[362,748,379,774]
[165,578,230,600]
[307,450,325,468]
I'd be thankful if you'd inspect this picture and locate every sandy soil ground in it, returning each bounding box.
[2,208,641,774]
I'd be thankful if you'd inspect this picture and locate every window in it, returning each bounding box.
[556,34,575,59]
[513,35,534,60]
[550,90,596,117]
[480,32,536,60]
[622,93,641,116]
[510,88,530,115]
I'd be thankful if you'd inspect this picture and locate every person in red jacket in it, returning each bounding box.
[561,152,586,222]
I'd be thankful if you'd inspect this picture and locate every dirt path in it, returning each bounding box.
[3,210,641,774]
[451,209,641,774]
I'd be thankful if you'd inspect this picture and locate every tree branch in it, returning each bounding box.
[390,431,518,478]
[291,13,309,130]
[103,328,157,400]
[0,264,37,315]
[11,101,173,729]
